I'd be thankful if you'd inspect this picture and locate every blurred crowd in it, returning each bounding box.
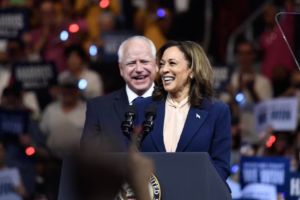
[0,0,299,199]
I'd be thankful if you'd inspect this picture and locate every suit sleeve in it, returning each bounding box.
[209,103,231,180]
[80,100,101,151]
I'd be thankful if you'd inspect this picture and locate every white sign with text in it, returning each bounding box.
[254,97,298,133]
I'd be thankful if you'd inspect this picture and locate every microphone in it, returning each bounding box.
[121,105,137,141]
[141,104,157,142]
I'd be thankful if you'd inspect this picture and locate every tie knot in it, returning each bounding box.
[133,96,144,104]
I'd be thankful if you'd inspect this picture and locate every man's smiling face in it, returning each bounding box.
[119,40,158,95]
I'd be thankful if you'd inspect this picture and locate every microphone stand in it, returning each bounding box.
[136,133,142,152]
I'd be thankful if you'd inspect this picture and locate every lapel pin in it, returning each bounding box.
[196,113,201,119]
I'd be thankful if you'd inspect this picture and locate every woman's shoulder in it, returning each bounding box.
[202,98,229,112]
[209,99,230,115]
[212,99,229,108]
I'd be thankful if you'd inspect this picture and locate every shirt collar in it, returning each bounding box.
[126,83,155,105]
[166,94,189,109]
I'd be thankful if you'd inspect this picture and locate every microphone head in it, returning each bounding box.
[125,105,137,119]
[145,104,157,119]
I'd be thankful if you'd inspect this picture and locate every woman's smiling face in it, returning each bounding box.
[159,46,193,96]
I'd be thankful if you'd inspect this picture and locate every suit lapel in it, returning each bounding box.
[114,87,129,121]
[176,107,209,152]
[150,101,166,152]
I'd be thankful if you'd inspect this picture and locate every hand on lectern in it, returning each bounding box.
[126,126,154,200]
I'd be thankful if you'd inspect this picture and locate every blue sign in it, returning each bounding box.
[0,109,30,137]
[101,31,141,61]
[212,66,232,93]
[285,173,300,200]
[12,62,57,91]
[0,10,28,39]
[240,156,290,192]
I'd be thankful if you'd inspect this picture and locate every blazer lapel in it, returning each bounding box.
[150,100,166,152]
[114,87,129,121]
[176,107,209,152]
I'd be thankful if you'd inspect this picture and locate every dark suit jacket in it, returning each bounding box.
[133,97,232,180]
[81,87,129,152]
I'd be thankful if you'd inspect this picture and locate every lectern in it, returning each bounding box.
[58,152,231,200]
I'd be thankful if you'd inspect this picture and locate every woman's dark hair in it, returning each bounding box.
[65,45,87,62]
[152,41,214,108]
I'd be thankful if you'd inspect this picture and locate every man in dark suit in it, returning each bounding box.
[81,36,158,151]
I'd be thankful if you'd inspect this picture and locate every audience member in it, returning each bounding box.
[92,11,116,50]
[134,0,172,50]
[272,65,291,97]
[59,45,103,100]
[266,132,291,156]
[56,0,88,45]
[75,0,120,41]
[215,0,250,62]
[280,70,300,98]
[7,39,27,63]
[0,140,27,199]
[260,0,296,80]
[229,42,272,142]
[23,0,79,73]
[0,86,47,197]
[40,74,86,200]
[40,73,86,158]
[0,40,40,120]
[82,10,117,58]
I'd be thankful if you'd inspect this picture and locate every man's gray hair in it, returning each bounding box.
[117,36,156,62]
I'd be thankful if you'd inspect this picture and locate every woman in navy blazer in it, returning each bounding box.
[133,41,231,180]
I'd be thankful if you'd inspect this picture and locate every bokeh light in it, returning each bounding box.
[99,0,109,8]
[269,135,276,143]
[78,79,88,90]
[266,135,276,148]
[60,30,69,41]
[89,45,98,56]
[157,9,166,18]
[69,24,79,33]
[235,93,244,103]
[231,165,239,173]
[266,142,272,148]
[26,147,35,156]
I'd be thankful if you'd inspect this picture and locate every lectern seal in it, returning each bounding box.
[115,173,161,200]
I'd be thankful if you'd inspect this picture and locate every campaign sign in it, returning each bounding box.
[240,156,290,193]
[12,62,57,91]
[212,66,231,93]
[0,10,28,39]
[241,183,277,200]
[0,109,29,136]
[101,31,141,61]
[285,173,300,200]
[254,97,298,134]
[0,168,22,200]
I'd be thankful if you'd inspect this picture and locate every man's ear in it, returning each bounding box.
[119,63,123,77]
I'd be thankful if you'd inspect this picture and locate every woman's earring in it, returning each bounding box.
[190,76,193,79]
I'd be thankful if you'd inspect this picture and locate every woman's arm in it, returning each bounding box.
[209,103,232,180]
